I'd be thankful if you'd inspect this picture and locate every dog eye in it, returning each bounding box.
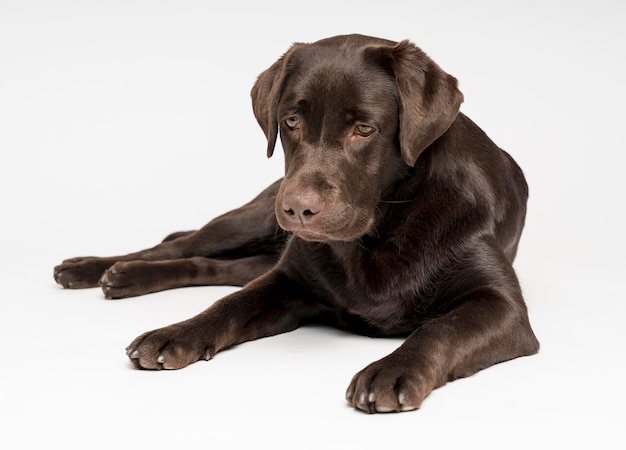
[285,117,300,129]
[355,125,375,137]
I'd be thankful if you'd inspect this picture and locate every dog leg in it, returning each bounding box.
[99,254,279,298]
[125,270,323,369]
[345,288,539,413]
[53,180,285,293]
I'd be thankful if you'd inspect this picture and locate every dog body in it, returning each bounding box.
[54,34,539,413]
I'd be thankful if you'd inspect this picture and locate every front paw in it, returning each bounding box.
[54,257,114,289]
[345,356,434,413]
[126,323,214,370]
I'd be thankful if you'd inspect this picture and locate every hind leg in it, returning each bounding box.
[100,254,279,299]
[54,179,286,295]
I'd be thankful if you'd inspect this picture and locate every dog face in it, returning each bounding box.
[251,34,464,242]
[273,44,402,242]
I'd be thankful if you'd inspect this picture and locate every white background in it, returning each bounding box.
[1,0,624,448]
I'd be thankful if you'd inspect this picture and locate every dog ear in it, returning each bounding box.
[366,40,464,167]
[251,43,303,158]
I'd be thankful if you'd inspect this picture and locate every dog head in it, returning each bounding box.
[251,34,463,242]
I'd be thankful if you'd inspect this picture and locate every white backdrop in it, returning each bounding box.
[1,0,624,448]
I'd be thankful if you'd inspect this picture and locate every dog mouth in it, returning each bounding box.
[279,214,375,243]
[277,218,332,242]
[292,228,330,242]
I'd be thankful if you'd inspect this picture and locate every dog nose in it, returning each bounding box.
[282,190,324,223]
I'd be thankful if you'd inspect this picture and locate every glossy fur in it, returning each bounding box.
[54,34,539,413]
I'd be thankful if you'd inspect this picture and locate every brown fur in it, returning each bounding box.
[54,34,539,413]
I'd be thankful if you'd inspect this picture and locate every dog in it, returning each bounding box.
[54,34,539,413]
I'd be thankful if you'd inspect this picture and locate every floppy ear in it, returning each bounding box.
[366,40,464,166]
[251,43,302,158]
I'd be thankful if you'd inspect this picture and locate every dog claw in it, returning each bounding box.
[129,350,139,359]
[397,392,417,411]
[157,355,165,364]
[376,405,394,413]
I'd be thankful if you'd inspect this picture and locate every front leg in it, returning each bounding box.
[346,288,540,413]
[126,270,323,369]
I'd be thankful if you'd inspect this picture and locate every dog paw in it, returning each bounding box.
[99,261,172,299]
[345,357,432,413]
[126,324,213,370]
[54,257,114,289]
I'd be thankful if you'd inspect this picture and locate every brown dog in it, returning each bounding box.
[54,34,539,413]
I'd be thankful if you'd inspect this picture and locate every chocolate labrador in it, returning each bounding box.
[54,34,539,413]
